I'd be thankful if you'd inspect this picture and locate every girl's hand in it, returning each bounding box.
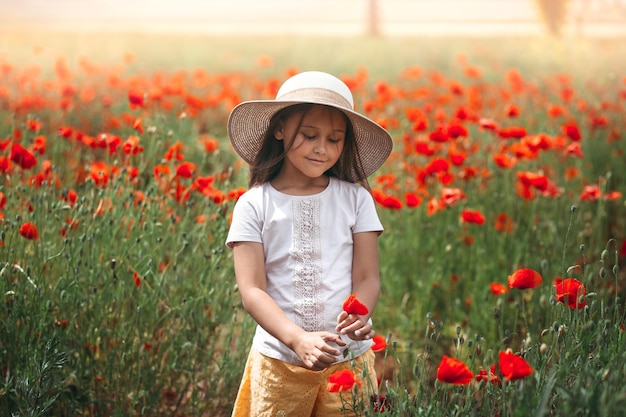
[335,311,375,341]
[293,331,347,371]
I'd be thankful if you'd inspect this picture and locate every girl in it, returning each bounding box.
[226,71,393,416]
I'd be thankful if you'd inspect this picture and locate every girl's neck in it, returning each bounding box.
[270,174,330,196]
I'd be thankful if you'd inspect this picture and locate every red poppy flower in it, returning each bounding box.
[326,369,361,392]
[547,104,566,118]
[562,122,581,141]
[516,171,549,191]
[57,126,73,138]
[133,272,141,287]
[460,209,485,225]
[63,189,78,207]
[31,135,46,155]
[405,192,421,208]
[479,118,498,130]
[498,126,527,139]
[436,355,473,385]
[0,191,5,210]
[448,151,466,166]
[580,184,601,202]
[505,104,520,117]
[475,365,501,386]
[128,89,145,109]
[201,136,219,153]
[440,187,465,207]
[494,213,514,233]
[371,335,387,352]
[122,135,144,155]
[383,194,403,209]
[27,118,42,132]
[508,268,542,290]
[493,153,516,169]
[414,140,434,156]
[0,138,11,152]
[342,294,369,315]
[447,121,468,138]
[603,191,622,201]
[489,282,509,295]
[10,143,37,170]
[164,141,185,161]
[564,142,584,158]
[553,278,587,309]
[425,158,450,176]
[373,191,403,210]
[90,161,110,187]
[132,117,144,134]
[498,350,533,381]
[175,162,196,179]
[19,222,39,240]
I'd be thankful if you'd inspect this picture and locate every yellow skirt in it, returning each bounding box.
[231,347,378,417]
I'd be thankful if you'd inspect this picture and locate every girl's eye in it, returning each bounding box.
[303,134,316,140]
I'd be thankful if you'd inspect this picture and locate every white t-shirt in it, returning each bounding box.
[226,177,383,365]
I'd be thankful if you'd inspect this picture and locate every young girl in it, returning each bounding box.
[226,71,393,416]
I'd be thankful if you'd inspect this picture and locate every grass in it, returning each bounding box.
[0,30,625,416]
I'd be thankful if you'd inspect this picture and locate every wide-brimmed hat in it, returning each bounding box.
[227,71,393,181]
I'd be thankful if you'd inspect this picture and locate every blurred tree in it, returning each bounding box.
[533,0,570,36]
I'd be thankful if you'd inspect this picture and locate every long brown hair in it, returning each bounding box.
[248,103,371,190]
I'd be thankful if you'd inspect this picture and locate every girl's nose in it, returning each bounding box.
[313,139,327,154]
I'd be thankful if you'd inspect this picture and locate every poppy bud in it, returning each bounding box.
[601,249,609,261]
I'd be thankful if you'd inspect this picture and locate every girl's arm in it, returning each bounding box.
[232,241,346,370]
[336,231,381,339]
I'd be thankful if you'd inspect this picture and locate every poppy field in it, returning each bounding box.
[1,32,626,416]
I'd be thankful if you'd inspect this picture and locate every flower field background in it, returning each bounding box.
[1,32,625,416]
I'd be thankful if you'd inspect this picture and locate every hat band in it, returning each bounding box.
[277,87,354,110]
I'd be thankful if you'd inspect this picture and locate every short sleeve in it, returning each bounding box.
[225,189,264,248]
[353,186,384,234]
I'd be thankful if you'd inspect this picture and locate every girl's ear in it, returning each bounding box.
[273,121,285,141]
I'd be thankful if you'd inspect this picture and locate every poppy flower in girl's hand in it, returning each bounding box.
[342,294,369,315]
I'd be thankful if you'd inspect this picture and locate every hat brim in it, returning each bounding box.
[227,100,393,181]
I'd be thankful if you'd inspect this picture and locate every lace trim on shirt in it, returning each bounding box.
[291,198,323,332]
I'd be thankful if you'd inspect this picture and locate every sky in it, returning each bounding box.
[1,0,625,36]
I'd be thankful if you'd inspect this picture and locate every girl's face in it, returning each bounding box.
[274,105,347,182]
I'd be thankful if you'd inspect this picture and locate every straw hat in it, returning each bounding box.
[227,71,393,181]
